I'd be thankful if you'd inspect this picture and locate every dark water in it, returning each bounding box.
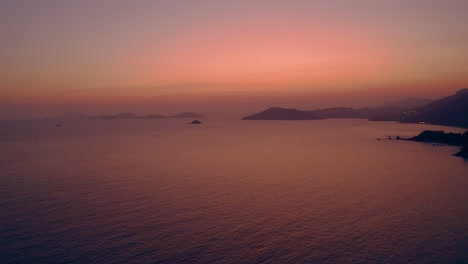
[1,118,467,263]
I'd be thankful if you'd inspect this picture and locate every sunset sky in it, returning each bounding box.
[1,0,467,118]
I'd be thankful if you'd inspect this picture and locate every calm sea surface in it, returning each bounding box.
[0,118,467,263]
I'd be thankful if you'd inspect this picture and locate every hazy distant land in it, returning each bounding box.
[242,107,324,120]
[54,112,205,120]
[97,111,205,120]
[242,88,468,128]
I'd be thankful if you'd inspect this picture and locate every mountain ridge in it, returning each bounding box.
[242,107,323,120]
[373,97,433,109]
[242,89,468,128]
[400,88,468,127]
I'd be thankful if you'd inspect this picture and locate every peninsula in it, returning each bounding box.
[405,130,468,158]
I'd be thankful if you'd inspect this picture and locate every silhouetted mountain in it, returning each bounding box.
[97,112,204,119]
[116,112,137,118]
[242,88,466,128]
[242,107,323,120]
[368,107,409,121]
[373,97,433,109]
[56,112,89,120]
[244,106,403,120]
[400,88,468,127]
[307,107,403,119]
[307,107,367,118]
[305,97,433,120]
[143,114,167,118]
[307,89,467,126]
[171,112,205,118]
[98,112,137,119]
[189,120,202,124]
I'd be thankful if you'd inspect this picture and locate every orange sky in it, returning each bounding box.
[0,1,467,118]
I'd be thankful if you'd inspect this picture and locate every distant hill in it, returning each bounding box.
[241,88,467,128]
[307,106,403,120]
[373,97,433,109]
[97,112,205,119]
[115,112,138,119]
[243,106,406,121]
[303,97,433,120]
[97,112,138,119]
[170,112,205,118]
[144,114,166,118]
[307,107,367,118]
[242,107,323,120]
[56,112,89,120]
[400,88,468,127]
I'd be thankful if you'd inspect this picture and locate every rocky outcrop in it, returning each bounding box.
[406,130,468,158]
[454,146,468,158]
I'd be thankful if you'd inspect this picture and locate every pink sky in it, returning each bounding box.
[0,0,467,118]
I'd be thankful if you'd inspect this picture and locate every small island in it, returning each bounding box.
[189,120,202,124]
[405,130,468,158]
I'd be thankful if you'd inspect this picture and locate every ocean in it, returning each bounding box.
[1,118,467,263]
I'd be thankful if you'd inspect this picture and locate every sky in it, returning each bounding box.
[0,0,467,118]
